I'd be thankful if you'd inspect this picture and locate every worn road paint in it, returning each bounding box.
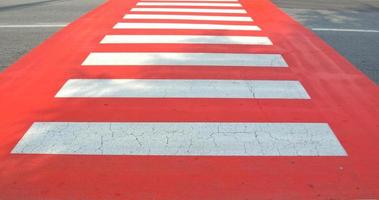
[123,14,253,21]
[140,0,239,1]
[82,52,286,67]
[0,0,378,198]
[114,22,260,30]
[55,79,309,99]
[12,122,346,156]
[312,28,379,33]
[100,35,272,45]
[0,24,68,28]
[131,7,247,13]
[136,2,242,7]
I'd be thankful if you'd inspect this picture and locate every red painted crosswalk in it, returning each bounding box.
[0,0,378,199]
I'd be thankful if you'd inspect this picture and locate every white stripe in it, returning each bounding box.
[131,7,247,13]
[12,122,347,156]
[124,14,253,21]
[114,22,260,31]
[82,53,287,67]
[137,2,242,7]
[0,24,67,28]
[100,35,272,45]
[55,79,309,99]
[141,0,239,1]
[312,28,379,33]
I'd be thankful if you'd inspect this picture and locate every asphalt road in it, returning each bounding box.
[0,0,105,71]
[0,0,378,84]
[273,0,379,84]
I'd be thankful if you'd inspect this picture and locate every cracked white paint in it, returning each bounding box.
[55,79,310,99]
[131,8,247,13]
[123,14,253,22]
[12,122,347,156]
[114,23,260,31]
[137,2,242,7]
[100,35,272,45]
[82,53,286,67]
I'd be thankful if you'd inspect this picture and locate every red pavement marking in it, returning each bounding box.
[0,0,378,199]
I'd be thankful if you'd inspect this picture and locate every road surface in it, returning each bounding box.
[1,0,378,83]
[0,0,378,199]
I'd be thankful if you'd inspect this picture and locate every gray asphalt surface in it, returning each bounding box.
[273,0,379,84]
[0,0,378,84]
[0,0,105,71]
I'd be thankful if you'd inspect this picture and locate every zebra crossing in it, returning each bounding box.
[55,79,310,99]
[123,14,253,21]
[12,122,345,156]
[3,0,379,198]
[100,35,272,45]
[81,53,286,66]
[11,0,346,156]
[130,8,247,13]
[136,2,243,6]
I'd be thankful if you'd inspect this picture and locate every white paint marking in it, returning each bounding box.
[0,24,67,28]
[131,7,247,13]
[100,35,272,45]
[12,122,347,156]
[114,22,260,31]
[55,79,309,99]
[124,14,253,21]
[312,28,379,33]
[141,0,239,2]
[82,52,287,67]
[137,2,242,7]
